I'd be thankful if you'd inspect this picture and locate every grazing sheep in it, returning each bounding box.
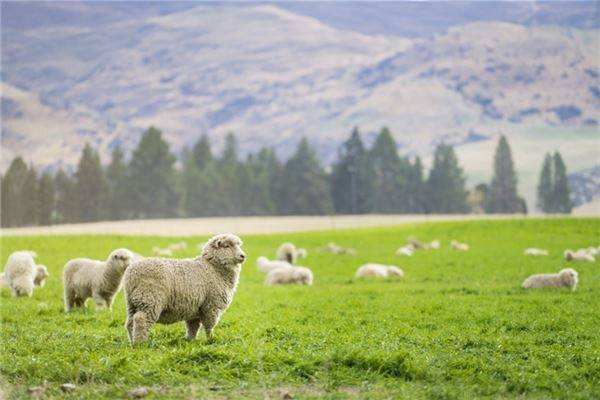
[123,234,246,344]
[3,251,37,297]
[564,249,595,262]
[276,242,306,264]
[256,256,292,274]
[522,268,578,291]
[524,248,549,256]
[168,242,188,251]
[429,240,441,250]
[355,263,404,279]
[396,245,414,257]
[34,265,49,287]
[152,247,173,257]
[408,237,426,249]
[451,240,469,251]
[265,266,313,286]
[320,242,356,255]
[63,248,134,311]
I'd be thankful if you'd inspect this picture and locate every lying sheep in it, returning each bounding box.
[276,242,307,264]
[522,268,578,291]
[429,240,441,250]
[408,237,426,249]
[63,248,134,311]
[256,256,292,274]
[355,263,404,279]
[123,234,246,344]
[396,245,414,257]
[564,249,595,262]
[320,242,356,255]
[34,265,49,287]
[152,247,173,257]
[524,248,549,256]
[265,266,313,286]
[168,242,187,251]
[3,251,37,297]
[451,240,469,251]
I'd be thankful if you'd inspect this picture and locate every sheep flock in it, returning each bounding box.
[1,233,596,346]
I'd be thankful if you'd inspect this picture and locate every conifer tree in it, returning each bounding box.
[1,157,29,227]
[489,135,521,213]
[536,153,553,212]
[106,145,128,220]
[552,151,572,214]
[427,144,469,213]
[75,143,107,222]
[54,168,76,223]
[192,134,213,170]
[38,172,55,225]
[369,127,404,213]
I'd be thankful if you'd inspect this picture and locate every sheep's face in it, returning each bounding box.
[387,266,404,277]
[203,234,246,267]
[108,248,134,271]
[559,268,578,288]
[34,265,49,286]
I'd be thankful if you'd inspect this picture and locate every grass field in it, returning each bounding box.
[1,218,599,399]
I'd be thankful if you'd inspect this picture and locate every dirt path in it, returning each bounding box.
[1,214,594,237]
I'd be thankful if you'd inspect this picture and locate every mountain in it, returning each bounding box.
[1,2,599,208]
[569,165,600,208]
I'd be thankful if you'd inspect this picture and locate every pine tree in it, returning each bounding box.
[216,132,242,215]
[1,157,29,227]
[406,156,426,213]
[128,127,179,218]
[192,135,213,170]
[331,127,373,214]
[552,151,572,214]
[536,153,553,213]
[280,138,333,215]
[75,143,107,222]
[369,127,404,213]
[106,145,129,220]
[240,149,277,215]
[488,135,521,213]
[55,169,76,223]
[38,172,55,225]
[427,144,469,213]
[22,165,40,226]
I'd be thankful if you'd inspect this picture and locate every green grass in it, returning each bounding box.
[1,218,599,399]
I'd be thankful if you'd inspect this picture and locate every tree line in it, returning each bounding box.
[0,126,572,227]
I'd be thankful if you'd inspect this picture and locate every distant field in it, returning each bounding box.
[1,218,599,399]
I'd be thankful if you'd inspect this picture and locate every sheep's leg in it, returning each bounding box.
[92,292,108,310]
[131,311,154,345]
[185,319,201,340]
[200,310,222,342]
[64,289,79,312]
[103,294,116,310]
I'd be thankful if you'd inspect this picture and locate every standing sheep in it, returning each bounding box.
[123,234,246,344]
[522,268,578,291]
[355,263,404,279]
[3,251,37,297]
[265,266,313,286]
[256,256,292,274]
[63,248,134,311]
[276,242,307,264]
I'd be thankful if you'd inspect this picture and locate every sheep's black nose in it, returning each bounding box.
[239,254,246,260]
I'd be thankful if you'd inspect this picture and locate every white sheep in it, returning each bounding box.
[152,247,173,257]
[522,268,578,291]
[63,248,134,311]
[168,242,188,251]
[320,242,356,255]
[3,251,37,297]
[429,240,441,250]
[451,240,469,251]
[524,248,549,256]
[264,266,313,286]
[396,245,414,257]
[256,256,292,274]
[355,263,404,279]
[34,265,49,287]
[276,242,307,264]
[564,249,595,262]
[123,234,246,344]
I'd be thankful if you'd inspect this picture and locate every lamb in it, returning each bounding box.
[524,248,549,256]
[152,247,173,257]
[123,234,246,344]
[168,242,188,251]
[34,265,49,287]
[3,251,37,297]
[63,248,134,311]
[451,240,469,251]
[264,266,313,286]
[522,268,578,291]
[276,242,307,264]
[564,249,595,262]
[355,263,404,279]
[256,256,292,274]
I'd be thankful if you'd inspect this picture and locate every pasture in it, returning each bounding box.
[1,218,599,399]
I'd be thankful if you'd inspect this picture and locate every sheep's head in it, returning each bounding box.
[293,267,313,285]
[297,248,308,259]
[559,268,578,289]
[203,234,246,267]
[564,250,574,261]
[34,265,49,286]
[387,266,404,278]
[108,248,134,271]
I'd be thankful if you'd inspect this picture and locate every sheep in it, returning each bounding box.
[123,234,246,344]
[168,242,187,251]
[355,263,404,279]
[152,247,173,257]
[276,242,307,264]
[522,268,578,291]
[524,248,549,256]
[264,266,313,286]
[451,240,469,251]
[3,251,37,297]
[256,256,292,274]
[34,265,49,287]
[396,245,414,257]
[63,248,134,312]
[320,242,356,255]
[564,249,595,262]
[429,240,441,250]
[408,237,426,250]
